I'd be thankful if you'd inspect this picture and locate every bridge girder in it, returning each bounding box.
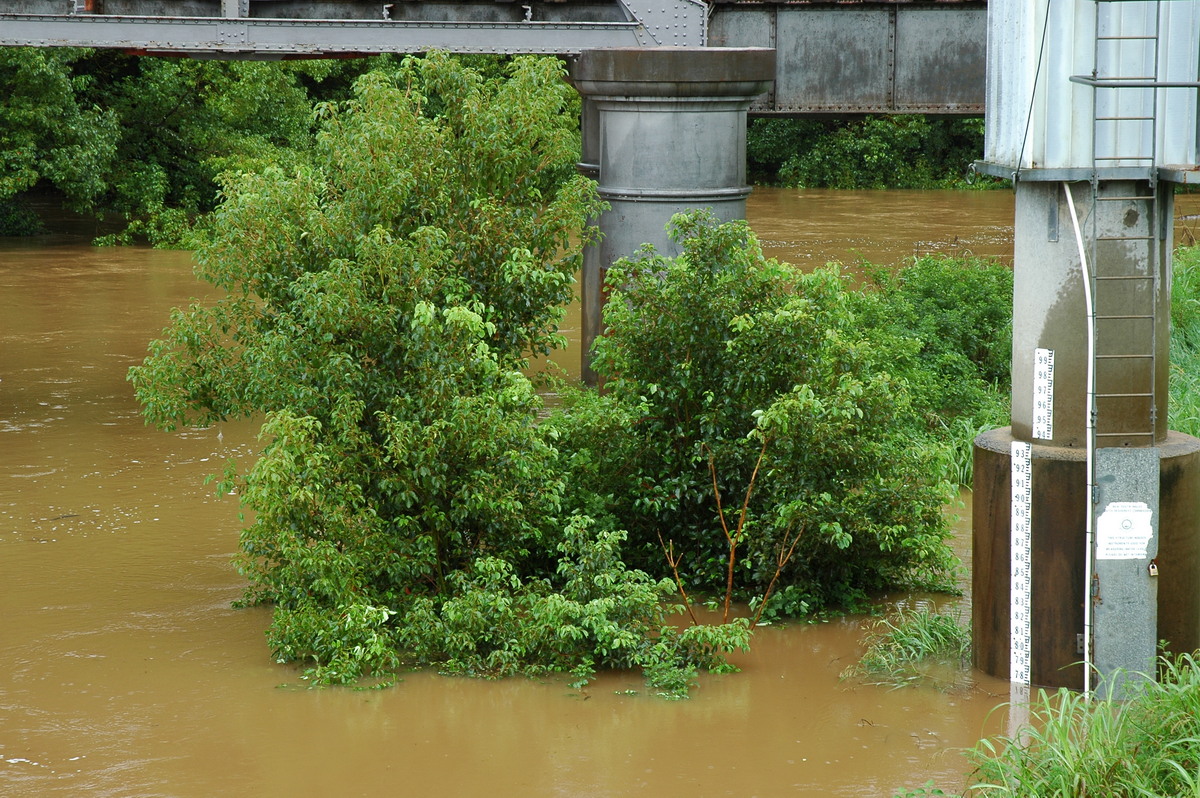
[0,0,985,114]
[0,0,705,55]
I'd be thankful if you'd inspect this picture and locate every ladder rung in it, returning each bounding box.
[1096,314,1156,319]
[1095,156,1155,162]
[1097,36,1158,42]
[1096,195,1156,200]
[1096,393,1155,398]
[1096,116,1155,122]
[1095,354,1154,359]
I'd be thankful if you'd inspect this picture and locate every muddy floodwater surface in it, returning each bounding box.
[3,188,1192,797]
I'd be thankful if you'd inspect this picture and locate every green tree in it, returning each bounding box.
[0,47,118,233]
[549,213,959,619]
[747,115,991,189]
[129,55,748,691]
[77,54,345,245]
[128,54,598,675]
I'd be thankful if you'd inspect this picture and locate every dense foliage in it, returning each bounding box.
[129,55,750,692]
[548,214,988,621]
[0,47,365,240]
[747,116,994,189]
[0,46,998,238]
[860,256,1013,484]
[0,47,116,234]
[119,52,1016,691]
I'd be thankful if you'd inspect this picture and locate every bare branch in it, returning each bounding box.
[657,529,699,626]
[751,520,804,629]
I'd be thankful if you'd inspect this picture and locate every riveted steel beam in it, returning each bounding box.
[710,1,986,115]
[0,12,648,55]
[1,1,985,111]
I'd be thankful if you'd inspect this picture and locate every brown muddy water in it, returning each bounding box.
[0,187,1188,797]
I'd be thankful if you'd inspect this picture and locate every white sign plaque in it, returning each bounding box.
[1096,501,1154,561]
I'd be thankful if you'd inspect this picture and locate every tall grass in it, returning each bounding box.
[938,394,1010,487]
[967,654,1200,797]
[846,607,971,688]
[1171,246,1200,437]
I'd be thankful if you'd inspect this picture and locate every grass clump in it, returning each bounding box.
[846,606,971,688]
[1171,245,1200,437]
[968,654,1200,797]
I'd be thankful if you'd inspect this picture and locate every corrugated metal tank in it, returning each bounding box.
[984,0,1200,172]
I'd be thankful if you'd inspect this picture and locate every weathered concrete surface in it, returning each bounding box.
[973,428,1200,690]
[568,47,774,383]
[1092,447,1159,700]
[1009,181,1171,449]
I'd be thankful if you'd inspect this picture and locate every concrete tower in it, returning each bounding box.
[974,0,1200,697]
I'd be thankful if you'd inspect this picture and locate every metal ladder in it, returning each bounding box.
[1085,0,1163,446]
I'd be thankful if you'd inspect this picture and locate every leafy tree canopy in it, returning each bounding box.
[0,48,118,231]
[126,54,1007,693]
[129,55,751,693]
[549,213,964,621]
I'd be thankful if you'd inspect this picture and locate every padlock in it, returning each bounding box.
[1149,559,1159,577]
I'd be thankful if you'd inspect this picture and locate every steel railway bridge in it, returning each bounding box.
[2,0,985,115]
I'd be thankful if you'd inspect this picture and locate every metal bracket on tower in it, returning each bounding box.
[1092,447,1160,700]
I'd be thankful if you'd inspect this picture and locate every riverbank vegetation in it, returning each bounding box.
[956,654,1200,797]
[0,47,358,240]
[124,53,1016,693]
[1171,244,1200,438]
[746,116,994,189]
[0,48,1000,239]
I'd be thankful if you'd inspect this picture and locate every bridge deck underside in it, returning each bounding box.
[0,0,985,113]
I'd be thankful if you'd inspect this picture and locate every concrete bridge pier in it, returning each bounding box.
[973,179,1200,691]
[567,47,776,384]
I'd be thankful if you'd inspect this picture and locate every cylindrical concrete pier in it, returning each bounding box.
[567,47,775,383]
[974,429,1200,689]
[973,179,1200,689]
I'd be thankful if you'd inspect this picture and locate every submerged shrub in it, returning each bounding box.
[845,606,971,688]
[130,56,749,694]
[398,517,750,696]
[129,55,1026,692]
[550,211,960,617]
[859,255,1013,485]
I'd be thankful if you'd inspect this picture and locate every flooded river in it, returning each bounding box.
[0,187,1182,797]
